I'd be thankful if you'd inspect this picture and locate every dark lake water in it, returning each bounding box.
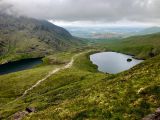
[90,52,143,74]
[0,58,42,75]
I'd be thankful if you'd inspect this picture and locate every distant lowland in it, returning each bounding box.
[64,26,160,39]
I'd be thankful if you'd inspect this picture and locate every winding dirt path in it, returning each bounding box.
[4,52,84,120]
[2,53,82,108]
[22,68,60,97]
[8,52,83,104]
[22,53,78,97]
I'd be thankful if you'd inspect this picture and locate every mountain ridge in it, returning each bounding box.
[0,14,82,64]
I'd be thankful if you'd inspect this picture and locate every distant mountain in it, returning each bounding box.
[0,14,82,64]
[135,27,160,35]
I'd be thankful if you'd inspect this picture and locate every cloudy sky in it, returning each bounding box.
[0,0,160,27]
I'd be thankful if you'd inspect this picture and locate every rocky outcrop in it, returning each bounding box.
[127,58,132,62]
[142,108,160,120]
[13,107,36,120]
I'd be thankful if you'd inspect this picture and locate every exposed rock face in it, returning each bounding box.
[13,107,36,120]
[25,107,36,113]
[127,58,132,62]
[142,108,160,120]
[13,111,28,120]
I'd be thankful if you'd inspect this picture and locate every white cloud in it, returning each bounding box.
[0,0,160,26]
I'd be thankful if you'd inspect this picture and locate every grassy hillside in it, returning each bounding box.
[0,14,83,64]
[0,49,159,119]
[98,33,160,59]
[22,53,160,120]
[0,30,160,119]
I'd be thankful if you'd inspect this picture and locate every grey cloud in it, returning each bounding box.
[0,0,160,24]
[0,0,12,14]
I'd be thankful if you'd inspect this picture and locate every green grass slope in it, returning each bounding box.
[0,52,76,106]
[23,54,160,120]
[103,33,160,59]
[0,32,160,119]
[0,50,159,120]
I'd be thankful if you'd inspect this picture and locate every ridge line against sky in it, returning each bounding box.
[0,0,160,27]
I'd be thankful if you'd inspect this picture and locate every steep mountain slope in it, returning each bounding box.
[0,14,81,64]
